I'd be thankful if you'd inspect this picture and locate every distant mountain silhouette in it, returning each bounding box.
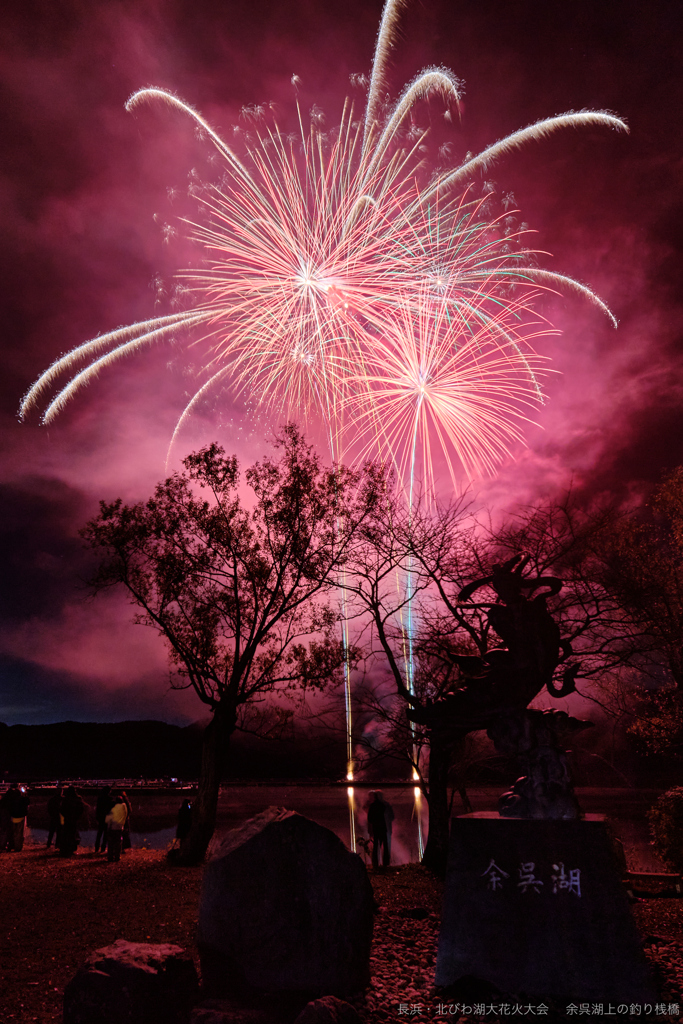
[0,718,668,787]
[0,719,348,781]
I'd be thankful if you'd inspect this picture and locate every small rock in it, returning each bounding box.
[293,996,363,1024]
[63,939,199,1024]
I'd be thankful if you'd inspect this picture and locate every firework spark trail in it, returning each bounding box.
[422,111,628,202]
[18,312,202,423]
[362,67,462,183]
[363,0,410,153]
[126,87,255,186]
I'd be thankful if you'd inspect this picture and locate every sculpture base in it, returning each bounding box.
[435,814,658,1002]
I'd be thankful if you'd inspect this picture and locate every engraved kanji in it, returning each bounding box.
[482,858,510,891]
[518,862,543,893]
[551,861,581,896]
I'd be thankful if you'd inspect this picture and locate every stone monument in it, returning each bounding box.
[435,814,657,1002]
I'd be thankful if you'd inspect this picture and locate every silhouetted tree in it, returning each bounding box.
[489,498,647,698]
[82,424,383,863]
[591,467,683,755]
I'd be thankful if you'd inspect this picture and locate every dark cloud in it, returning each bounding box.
[0,652,195,726]
[0,476,91,623]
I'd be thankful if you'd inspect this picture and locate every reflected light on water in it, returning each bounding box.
[347,786,356,852]
[413,786,425,860]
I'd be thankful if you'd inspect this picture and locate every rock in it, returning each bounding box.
[63,939,199,1024]
[293,996,363,1024]
[198,807,374,998]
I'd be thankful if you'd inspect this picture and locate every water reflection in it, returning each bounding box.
[414,786,425,860]
[347,786,356,853]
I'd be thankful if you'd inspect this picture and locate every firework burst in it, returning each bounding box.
[19,0,627,488]
[346,280,553,496]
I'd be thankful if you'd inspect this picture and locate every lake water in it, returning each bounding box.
[21,785,666,869]
[24,783,427,863]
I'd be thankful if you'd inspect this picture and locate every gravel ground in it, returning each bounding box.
[2,843,683,1023]
[0,844,201,1022]
[355,864,445,1023]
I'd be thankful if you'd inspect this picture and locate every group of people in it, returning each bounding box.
[45,786,89,856]
[366,790,394,869]
[0,783,194,859]
[3,784,388,862]
[47,784,132,860]
[0,783,133,861]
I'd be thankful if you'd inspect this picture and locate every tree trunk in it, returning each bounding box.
[175,705,233,865]
[421,730,464,876]
[419,733,450,876]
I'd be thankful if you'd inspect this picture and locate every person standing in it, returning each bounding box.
[379,790,394,863]
[105,793,128,863]
[0,788,12,852]
[94,786,112,854]
[176,799,192,843]
[6,784,30,852]
[59,787,85,857]
[119,790,133,853]
[46,786,63,849]
[367,790,390,869]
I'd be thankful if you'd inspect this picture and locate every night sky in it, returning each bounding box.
[1,0,682,725]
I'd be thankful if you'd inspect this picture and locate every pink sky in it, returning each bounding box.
[1,0,682,724]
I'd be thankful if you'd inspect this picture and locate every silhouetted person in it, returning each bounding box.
[367,790,391,869]
[5,784,30,852]
[94,786,113,854]
[379,790,394,862]
[106,793,128,863]
[0,788,12,852]
[176,799,192,842]
[119,790,133,853]
[46,786,63,849]
[60,787,85,857]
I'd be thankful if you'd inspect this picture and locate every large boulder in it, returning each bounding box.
[197,807,374,998]
[63,940,199,1024]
